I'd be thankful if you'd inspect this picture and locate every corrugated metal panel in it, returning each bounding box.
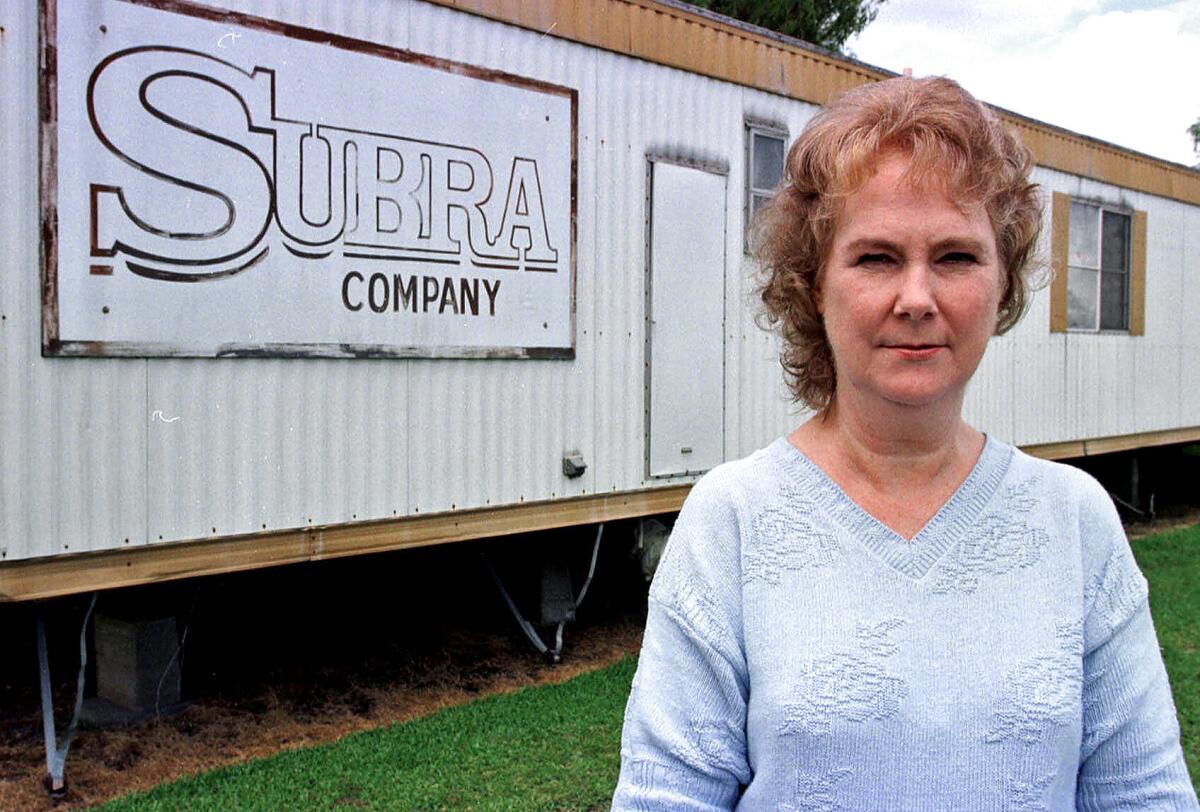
[0,0,148,562]
[964,336,1015,443]
[725,88,819,459]
[1132,193,1182,432]
[1182,209,1200,428]
[238,0,411,50]
[137,0,424,544]
[587,46,747,493]
[141,0,597,540]
[146,359,412,541]
[999,173,1072,446]
[403,1,596,513]
[4,0,1199,570]
[1067,336,1140,440]
[1004,167,1197,448]
[589,47,645,493]
[1008,336,1069,447]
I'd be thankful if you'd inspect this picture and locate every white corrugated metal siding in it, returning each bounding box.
[727,88,819,460]
[405,1,597,513]
[1,2,148,562]
[1183,207,1200,428]
[3,0,1198,566]
[969,167,1196,448]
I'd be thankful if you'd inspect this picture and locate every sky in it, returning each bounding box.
[845,0,1200,167]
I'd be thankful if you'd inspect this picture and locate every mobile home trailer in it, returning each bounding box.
[2,0,1199,605]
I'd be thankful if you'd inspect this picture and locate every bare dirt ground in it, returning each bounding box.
[1125,504,1200,540]
[2,455,1197,811]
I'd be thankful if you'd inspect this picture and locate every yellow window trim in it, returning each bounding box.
[1130,210,1147,336]
[1050,192,1071,333]
[1049,193,1146,336]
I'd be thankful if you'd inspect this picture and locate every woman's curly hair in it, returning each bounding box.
[752,76,1043,412]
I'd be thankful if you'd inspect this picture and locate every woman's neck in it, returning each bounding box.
[791,391,984,495]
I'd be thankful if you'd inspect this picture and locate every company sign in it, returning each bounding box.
[44,0,576,358]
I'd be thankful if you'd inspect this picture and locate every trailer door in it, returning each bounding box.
[645,159,727,478]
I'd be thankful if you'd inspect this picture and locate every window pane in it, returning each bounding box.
[1100,271,1128,330]
[1067,266,1098,330]
[750,193,771,219]
[752,133,785,191]
[1101,210,1129,273]
[1069,202,1099,268]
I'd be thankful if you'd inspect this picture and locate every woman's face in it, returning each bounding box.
[818,152,1003,412]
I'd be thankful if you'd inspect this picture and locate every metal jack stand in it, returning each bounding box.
[1108,455,1157,522]
[484,523,604,664]
[36,592,98,797]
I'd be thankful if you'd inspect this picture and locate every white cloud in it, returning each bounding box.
[848,0,1200,165]
[859,0,1104,41]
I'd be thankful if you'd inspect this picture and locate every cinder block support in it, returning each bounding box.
[83,611,182,725]
[539,559,576,626]
[485,523,604,663]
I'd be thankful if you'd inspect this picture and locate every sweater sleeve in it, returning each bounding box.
[612,472,751,811]
[1075,491,1198,810]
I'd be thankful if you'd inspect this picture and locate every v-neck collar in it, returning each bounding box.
[768,434,1013,579]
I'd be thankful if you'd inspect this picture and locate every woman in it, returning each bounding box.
[613,77,1197,810]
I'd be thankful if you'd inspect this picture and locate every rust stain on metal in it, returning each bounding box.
[39,0,61,356]
[645,149,729,176]
[525,347,574,360]
[47,340,553,360]
[569,87,579,356]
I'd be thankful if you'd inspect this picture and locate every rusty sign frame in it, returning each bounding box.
[39,0,579,360]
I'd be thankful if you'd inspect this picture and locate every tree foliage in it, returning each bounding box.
[1189,117,1200,161]
[690,0,886,52]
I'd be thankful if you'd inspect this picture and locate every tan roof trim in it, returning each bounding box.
[429,0,887,104]
[427,0,1200,206]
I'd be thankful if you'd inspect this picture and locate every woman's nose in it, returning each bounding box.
[893,264,937,321]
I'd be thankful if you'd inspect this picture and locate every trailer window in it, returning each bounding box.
[1050,192,1146,336]
[1067,202,1130,331]
[745,126,786,244]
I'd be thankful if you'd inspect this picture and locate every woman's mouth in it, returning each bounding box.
[885,344,944,360]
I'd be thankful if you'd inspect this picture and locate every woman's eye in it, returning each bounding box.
[940,251,977,265]
[855,253,894,266]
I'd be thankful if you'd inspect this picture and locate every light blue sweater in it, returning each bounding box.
[614,436,1198,810]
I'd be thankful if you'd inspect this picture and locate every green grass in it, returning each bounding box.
[1132,522,1200,792]
[98,657,637,811]
[100,523,1200,810]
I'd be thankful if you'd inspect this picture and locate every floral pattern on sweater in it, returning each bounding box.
[745,482,839,586]
[778,618,907,736]
[931,478,1049,595]
[985,619,1082,745]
